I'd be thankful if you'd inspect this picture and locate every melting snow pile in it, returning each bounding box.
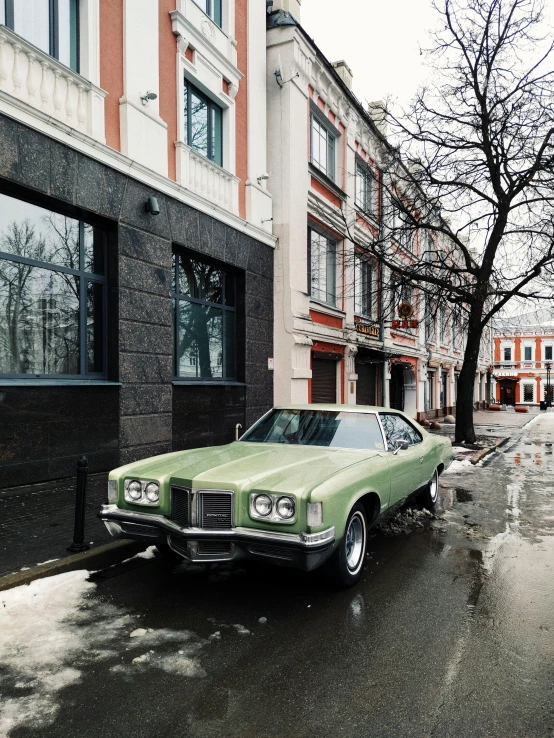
[0,569,206,736]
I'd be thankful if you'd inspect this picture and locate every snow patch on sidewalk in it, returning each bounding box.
[444,459,474,474]
[0,571,95,736]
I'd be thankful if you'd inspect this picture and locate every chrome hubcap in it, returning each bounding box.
[430,473,438,502]
[345,513,365,572]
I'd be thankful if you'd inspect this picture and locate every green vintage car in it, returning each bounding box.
[100,405,452,586]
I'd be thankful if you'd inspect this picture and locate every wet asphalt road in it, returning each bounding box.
[2,415,554,738]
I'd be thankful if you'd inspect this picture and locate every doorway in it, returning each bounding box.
[390,364,405,411]
[499,380,517,406]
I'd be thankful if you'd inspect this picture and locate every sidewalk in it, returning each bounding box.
[0,474,113,578]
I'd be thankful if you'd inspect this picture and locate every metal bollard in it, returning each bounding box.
[67,456,91,553]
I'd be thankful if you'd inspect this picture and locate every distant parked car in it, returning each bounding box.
[100,405,452,586]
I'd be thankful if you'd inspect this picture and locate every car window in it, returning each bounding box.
[379,413,423,448]
[241,409,386,450]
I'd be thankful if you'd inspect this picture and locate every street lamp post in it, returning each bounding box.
[546,362,552,408]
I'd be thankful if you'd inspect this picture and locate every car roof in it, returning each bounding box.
[273,404,390,414]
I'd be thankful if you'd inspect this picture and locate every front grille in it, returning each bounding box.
[171,487,190,528]
[197,541,232,555]
[199,492,233,530]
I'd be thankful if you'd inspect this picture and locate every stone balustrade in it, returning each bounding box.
[176,141,239,214]
[0,26,106,142]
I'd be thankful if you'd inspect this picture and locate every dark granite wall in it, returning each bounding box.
[0,115,273,488]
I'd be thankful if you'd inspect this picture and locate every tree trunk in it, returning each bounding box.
[455,309,485,444]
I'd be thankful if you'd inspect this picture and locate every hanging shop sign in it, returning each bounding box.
[398,302,415,319]
[391,319,419,329]
[354,316,380,338]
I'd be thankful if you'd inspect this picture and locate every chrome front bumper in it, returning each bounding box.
[99,504,336,570]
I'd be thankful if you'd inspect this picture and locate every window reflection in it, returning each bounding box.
[184,80,223,166]
[0,192,107,377]
[0,261,79,374]
[173,251,236,381]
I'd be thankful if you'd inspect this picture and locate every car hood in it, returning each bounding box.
[114,442,381,496]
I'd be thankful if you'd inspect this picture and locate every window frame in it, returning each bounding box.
[192,0,222,27]
[354,253,373,318]
[307,225,338,308]
[183,77,223,167]
[503,347,512,362]
[309,102,339,182]
[3,0,80,72]
[524,345,533,361]
[355,158,374,216]
[545,345,553,361]
[172,247,238,383]
[0,191,108,380]
[523,384,534,402]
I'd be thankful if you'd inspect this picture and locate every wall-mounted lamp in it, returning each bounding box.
[140,90,158,106]
[145,196,160,215]
[275,69,299,88]
[257,173,270,186]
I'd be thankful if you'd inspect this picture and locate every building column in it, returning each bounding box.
[345,344,358,405]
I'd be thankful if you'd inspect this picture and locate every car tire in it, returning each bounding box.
[155,543,184,567]
[324,502,368,587]
[419,468,439,510]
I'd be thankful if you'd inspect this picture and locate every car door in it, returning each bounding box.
[379,412,427,505]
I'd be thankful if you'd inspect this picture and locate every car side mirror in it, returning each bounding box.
[392,440,410,454]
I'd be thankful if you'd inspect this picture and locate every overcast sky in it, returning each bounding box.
[301,0,554,110]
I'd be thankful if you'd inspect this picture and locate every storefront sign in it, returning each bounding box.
[392,319,419,329]
[355,317,380,338]
[398,302,415,319]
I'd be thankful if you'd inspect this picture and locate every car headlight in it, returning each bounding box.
[127,480,142,501]
[145,482,160,503]
[276,496,295,520]
[124,479,161,506]
[254,494,272,517]
[250,492,296,523]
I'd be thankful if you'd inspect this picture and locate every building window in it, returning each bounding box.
[308,227,337,307]
[2,0,79,72]
[354,255,372,317]
[310,114,335,180]
[439,306,447,344]
[523,384,534,402]
[0,191,107,377]
[184,79,223,166]
[546,345,553,361]
[524,346,532,361]
[192,0,222,27]
[504,347,512,361]
[355,163,374,215]
[391,202,413,251]
[173,250,236,380]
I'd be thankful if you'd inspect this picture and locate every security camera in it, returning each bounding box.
[257,172,270,185]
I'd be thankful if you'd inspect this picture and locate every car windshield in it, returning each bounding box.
[241,409,385,450]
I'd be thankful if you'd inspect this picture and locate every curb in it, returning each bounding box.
[471,435,511,465]
[0,540,143,592]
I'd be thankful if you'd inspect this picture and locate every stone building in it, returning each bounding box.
[0,0,275,488]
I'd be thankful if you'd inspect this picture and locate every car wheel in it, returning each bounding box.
[419,468,439,510]
[155,543,184,567]
[324,502,367,587]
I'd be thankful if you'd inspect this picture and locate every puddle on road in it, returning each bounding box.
[455,488,474,503]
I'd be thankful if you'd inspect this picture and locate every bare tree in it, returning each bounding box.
[330,0,554,443]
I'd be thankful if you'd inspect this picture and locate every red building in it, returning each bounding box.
[493,310,554,406]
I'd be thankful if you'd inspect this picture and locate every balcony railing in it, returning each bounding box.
[176,142,239,214]
[0,26,106,142]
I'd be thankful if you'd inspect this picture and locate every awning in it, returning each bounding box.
[356,347,403,364]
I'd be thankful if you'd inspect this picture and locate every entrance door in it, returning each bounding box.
[312,358,337,403]
[500,381,516,406]
[355,362,377,405]
[389,364,404,411]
